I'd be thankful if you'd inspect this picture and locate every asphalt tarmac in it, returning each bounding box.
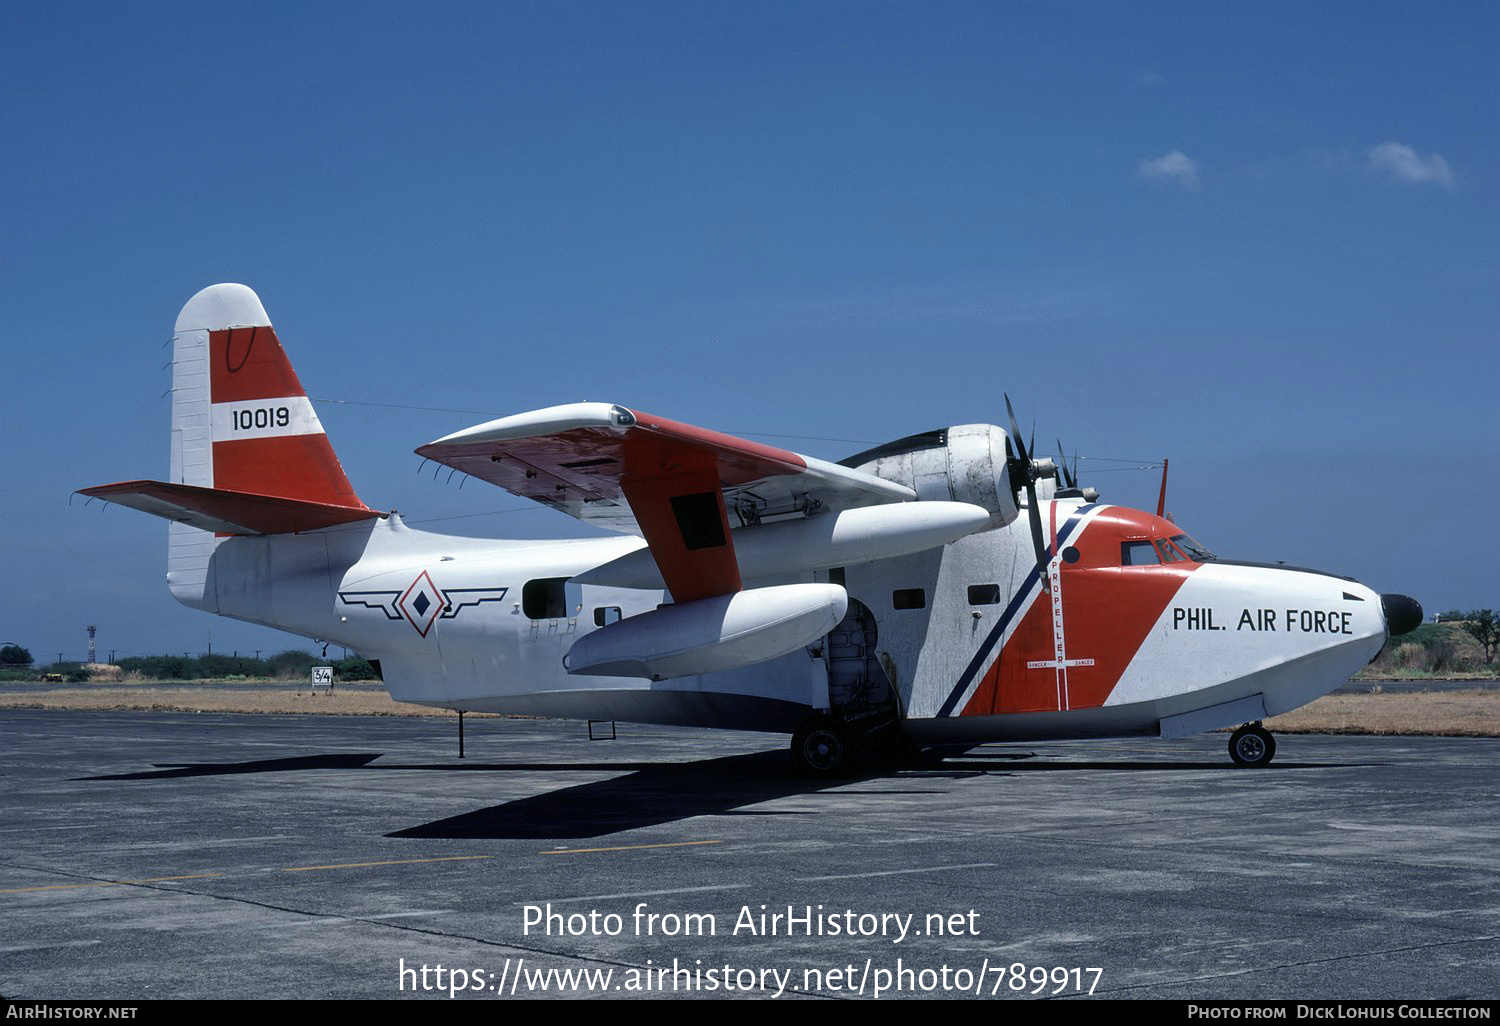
[2,710,1496,1000]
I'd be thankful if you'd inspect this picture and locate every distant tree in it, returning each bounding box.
[334,657,378,681]
[266,650,317,679]
[119,655,190,679]
[0,644,32,666]
[1457,610,1499,665]
[1438,609,1466,623]
[195,653,250,678]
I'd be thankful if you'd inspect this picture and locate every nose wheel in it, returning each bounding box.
[1228,723,1277,767]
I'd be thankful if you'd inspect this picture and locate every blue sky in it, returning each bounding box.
[3,1,1496,662]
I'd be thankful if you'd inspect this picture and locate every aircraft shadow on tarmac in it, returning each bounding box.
[941,755,1369,772]
[80,753,388,780]
[76,748,1372,839]
[387,750,906,840]
[381,751,1366,839]
[80,748,950,838]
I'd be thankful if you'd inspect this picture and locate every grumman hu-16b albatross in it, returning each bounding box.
[80,284,1424,774]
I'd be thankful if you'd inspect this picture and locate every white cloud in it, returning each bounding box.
[1137,150,1200,189]
[1367,142,1455,189]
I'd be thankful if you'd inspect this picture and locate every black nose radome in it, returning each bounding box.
[1381,594,1423,637]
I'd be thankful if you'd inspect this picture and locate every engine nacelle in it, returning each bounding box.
[843,424,1021,527]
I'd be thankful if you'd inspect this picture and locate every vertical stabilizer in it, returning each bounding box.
[167,284,367,607]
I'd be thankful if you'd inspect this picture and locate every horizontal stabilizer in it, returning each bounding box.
[78,480,381,536]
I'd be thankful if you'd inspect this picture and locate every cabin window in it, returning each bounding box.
[892,588,926,610]
[967,584,1001,605]
[523,577,568,619]
[593,606,622,627]
[1121,541,1160,566]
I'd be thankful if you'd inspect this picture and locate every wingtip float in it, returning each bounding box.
[81,284,1422,774]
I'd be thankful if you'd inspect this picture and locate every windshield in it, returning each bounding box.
[1170,533,1215,562]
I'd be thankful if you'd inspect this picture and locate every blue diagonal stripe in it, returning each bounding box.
[935,504,1097,717]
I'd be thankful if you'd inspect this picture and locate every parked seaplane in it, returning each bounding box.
[80,284,1423,773]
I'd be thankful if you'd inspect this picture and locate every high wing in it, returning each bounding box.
[416,403,916,602]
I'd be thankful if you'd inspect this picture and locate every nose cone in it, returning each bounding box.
[1381,594,1424,637]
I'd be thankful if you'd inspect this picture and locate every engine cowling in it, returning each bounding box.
[841,424,1021,527]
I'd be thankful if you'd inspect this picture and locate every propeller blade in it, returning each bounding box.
[1025,473,1047,587]
[1004,394,1051,590]
[1056,438,1078,489]
[1004,394,1024,456]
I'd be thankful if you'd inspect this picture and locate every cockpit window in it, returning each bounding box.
[1170,534,1215,562]
[1121,541,1160,566]
[1154,539,1187,563]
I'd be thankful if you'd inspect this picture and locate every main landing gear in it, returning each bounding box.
[789,713,917,776]
[791,717,857,776]
[1228,722,1277,767]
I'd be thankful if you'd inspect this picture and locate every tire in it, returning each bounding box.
[1228,724,1277,767]
[791,720,856,776]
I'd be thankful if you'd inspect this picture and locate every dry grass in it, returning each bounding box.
[3,683,1499,736]
[1264,690,1500,737]
[0,684,488,717]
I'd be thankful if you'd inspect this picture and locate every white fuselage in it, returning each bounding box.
[183,498,1388,743]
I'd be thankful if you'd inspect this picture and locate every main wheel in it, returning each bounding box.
[791,721,856,776]
[1228,724,1277,767]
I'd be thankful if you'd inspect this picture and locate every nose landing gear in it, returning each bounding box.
[1228,722,1277,767]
